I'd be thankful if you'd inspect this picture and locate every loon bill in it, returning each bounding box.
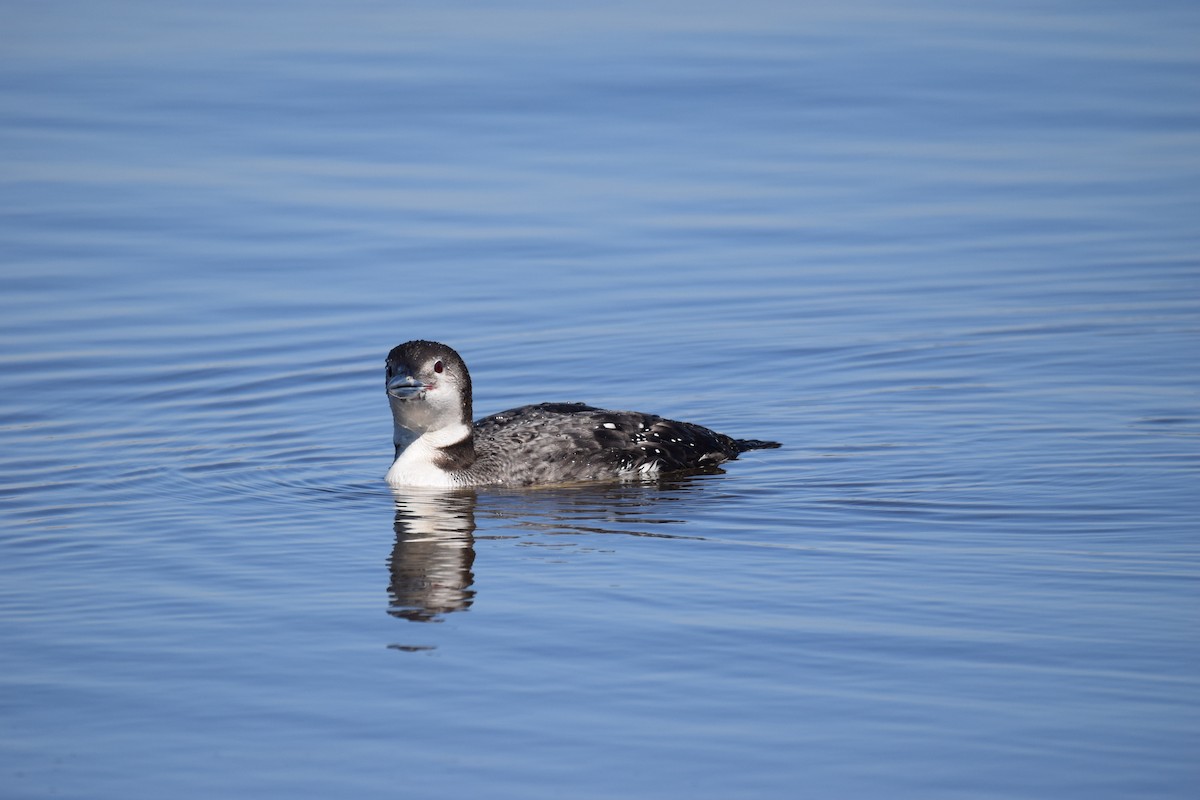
[384,340,780,488]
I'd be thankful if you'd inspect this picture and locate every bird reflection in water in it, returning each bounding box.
[387,490,478,623]
[387,473,729,632]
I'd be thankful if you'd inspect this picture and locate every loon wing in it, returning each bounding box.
[473,403,751,485]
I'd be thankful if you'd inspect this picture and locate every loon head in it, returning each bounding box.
[386,340,473,442]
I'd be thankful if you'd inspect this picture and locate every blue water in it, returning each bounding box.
[2,2,1199,798]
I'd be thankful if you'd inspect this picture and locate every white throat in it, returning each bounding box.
[386,423,472,488]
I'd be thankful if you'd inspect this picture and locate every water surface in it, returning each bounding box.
[2,2,1199,798]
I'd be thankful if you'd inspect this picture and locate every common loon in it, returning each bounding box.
[385,340,779,488]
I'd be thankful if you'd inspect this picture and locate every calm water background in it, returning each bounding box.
[2,1,1199,798]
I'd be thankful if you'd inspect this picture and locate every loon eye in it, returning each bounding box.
[433,360,444,374]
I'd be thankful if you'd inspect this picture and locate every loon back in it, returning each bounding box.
[385,340,779,488]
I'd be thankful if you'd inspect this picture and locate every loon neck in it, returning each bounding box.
[427,424,477,471]
[394,421,473,451]
[389,422,478,487]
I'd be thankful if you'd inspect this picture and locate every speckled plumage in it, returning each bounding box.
[385,341,779,488]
